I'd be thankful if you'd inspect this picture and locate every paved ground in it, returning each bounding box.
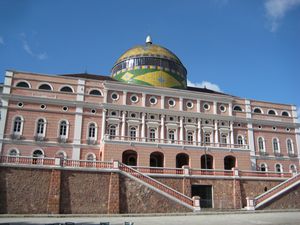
[1,211,300,225]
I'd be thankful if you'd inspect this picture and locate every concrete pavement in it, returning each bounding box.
[1,211,300,225]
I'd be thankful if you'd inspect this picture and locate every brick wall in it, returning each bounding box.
[259,183,300,209]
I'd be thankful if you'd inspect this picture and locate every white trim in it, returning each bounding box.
[58,119,69,139]
[219,104,227,113]
[87,121,98,140]
[272,137,280,154]
[168,98,176,107]
[86,152,96,161]
[267,109,277,115]
[11,115,25,136]
[257,136,266,152]
[274,163,283,173]
[37,82,53,91]
[15,80,31,88]
[111,92,120,101]
[88,88,103,96]
[259,162,268,172]
[203,102,210,111]
[34,117,47,137]
[130,94,139,103]
[149,96,158,105]
[59,85,74,93]
[186,100,194,109]
[281,110,291,117]
[55,150,67,159]
[7,148,20,156]
[286,138,294,154]
[253,107,263,114]
[233,105,243,112]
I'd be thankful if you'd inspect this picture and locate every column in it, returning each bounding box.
[103,89,108,103]
[0,71,13,154]
[213,101,217,114]
[245,99,256,170]
[291,105,300,164]
[230,121,234,147]
[214,120,218,146]
[141,112,146,141]
[179,97,184,111]
[197,119,202,145]
[161,95,165,109]
[121,111,126,139]
[160,114,165,143]
[123,91,127,105]
[101,109,107,141]
[142,93,146,107]
[229,102,233,116]
[72,79,85,160]
[180,116,184,144]
[197,99,201,113]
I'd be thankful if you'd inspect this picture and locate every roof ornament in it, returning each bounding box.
[146,35,152,45]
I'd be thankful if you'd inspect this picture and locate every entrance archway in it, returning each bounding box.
[201,154,214,169]
[224,155,236,170]
[176,153,189,168]
[150,152,164,167]
[122,150,137,166]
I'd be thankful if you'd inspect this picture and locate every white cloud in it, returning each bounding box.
[264,0,300,32]
[20,33,47,60]
[187,79,222,92]
[0,36,4,45]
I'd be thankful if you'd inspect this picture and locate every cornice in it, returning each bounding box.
[103,81,234,103]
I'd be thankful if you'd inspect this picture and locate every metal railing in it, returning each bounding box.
[104,134,249,149]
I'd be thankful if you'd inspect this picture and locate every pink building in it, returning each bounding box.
[1,36,299,173]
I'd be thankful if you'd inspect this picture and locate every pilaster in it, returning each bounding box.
[245,99,256,169]
[180,116,184,143]
[160,114,165,143]
[47,169,61,214]
[108,172,120,214]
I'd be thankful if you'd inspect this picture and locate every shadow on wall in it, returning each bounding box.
[60,171,71,213]
[0,169,7,213]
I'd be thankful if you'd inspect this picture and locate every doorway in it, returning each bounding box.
[191,185,213,208]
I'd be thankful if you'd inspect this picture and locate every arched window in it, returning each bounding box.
[38,83,52,91]
[204,132,211,144]
[221,134,227,144]
[187,131,194,144]
[233,105,242,111]
[86,153,96,161]
[150,152,164,167]
[36,118,46,136]
[16,81,30,88]
[89,89,102,96]
[33,149,44,158]
[176,153,189,168]
[168,129,175,143]
[129,127,137,140]
[224,156,236,170]
[237,135,243,145]
[108,125,116,139]
[56,151,67,159]
[281,111,289,117]
[13,116,22,134]
[275,164,282,173]
[8,149,19,156]
[268,110,276,115]
[60,86,73,93]
[122,150,137,166]
[260,163,267,172]
[258,137,265,152]
[88,123,97,139]
[287,139,294,154]
[201,154,214,169]
[59,120,68,137]
[273,138,280,153]
[149,128,156,142]
[253,108,262,114]
[290,164,297,173]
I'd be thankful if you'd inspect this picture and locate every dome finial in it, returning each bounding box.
[146,35,152,45]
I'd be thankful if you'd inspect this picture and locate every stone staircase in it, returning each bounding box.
[118,162,199,212]
[249,173,300,209]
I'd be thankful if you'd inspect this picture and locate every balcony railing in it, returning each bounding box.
[104,134,249,149]
[0,156,294,179]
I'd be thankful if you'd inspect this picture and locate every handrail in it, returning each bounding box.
[0,155,55,166]
[63,159,113,168]
[255,173,300,205]
[132,166,184,174]
[119,162,193,206]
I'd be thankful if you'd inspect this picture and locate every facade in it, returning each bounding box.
[0,36,300,174]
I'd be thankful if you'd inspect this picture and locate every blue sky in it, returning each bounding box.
[0,0,299,113]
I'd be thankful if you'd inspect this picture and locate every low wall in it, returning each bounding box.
[0,165,295,213]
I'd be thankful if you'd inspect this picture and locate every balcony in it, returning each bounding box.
[274,152,283,157]
[258,151,269,156]
[103,134,249,150]
[288,153,298,158]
